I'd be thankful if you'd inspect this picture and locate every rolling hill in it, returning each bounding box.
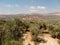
[0,12,60,22]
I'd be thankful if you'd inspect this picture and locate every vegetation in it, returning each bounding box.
[0,18,60,45]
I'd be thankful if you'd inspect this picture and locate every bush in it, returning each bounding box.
[57,33,60,39]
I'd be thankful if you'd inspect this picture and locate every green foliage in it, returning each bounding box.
[11,40,23,45]
[30,22,44,44]
[39,22,47,30]
[0,18,60,45]
[0,19,24,45]
[48,23,60,39]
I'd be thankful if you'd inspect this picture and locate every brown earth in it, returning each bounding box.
[23,32,59,45]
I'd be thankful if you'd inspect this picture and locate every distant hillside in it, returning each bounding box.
[47,12,60,15]
[0,12,60,22]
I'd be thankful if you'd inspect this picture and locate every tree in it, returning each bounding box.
[0,20,6,45]
[30,23,44,45]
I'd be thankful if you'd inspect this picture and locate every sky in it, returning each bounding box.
[0,0,60,14]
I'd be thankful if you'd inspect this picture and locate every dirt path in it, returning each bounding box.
[23,32,34,45]
[39,34,59,45]
[23,32,59,45]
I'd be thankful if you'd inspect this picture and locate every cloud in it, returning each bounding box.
[0,4,21,14]
[29,6,36,9]
[0,5,46,14]
[29,6,37,13]
[4,4,20,8]
[37,6,46,10]
[28,6,46,13]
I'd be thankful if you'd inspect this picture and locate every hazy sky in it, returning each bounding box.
[0,0,60,14]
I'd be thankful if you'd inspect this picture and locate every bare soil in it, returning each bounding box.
[23,32,59,45]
